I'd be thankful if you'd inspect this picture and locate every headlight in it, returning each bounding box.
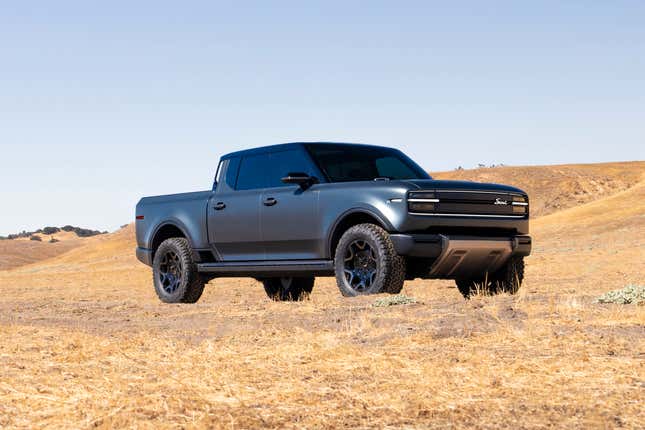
[511,195,529,214]
[408,192,439,213]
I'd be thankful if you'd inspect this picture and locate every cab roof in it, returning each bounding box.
[220,142,388,159]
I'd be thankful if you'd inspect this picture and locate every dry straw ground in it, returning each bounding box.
[0,162,643,429]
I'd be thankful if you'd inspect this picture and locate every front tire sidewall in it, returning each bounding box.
[334,224,403,297]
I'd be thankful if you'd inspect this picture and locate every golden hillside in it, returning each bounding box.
[0,161,643,429]
[0,229,89,271]
[433,160,644,217]
[0,229,108,271]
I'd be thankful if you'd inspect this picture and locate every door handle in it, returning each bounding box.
[213,202,226,210]
[263,197,277,206]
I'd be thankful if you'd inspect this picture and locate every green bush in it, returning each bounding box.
[373,294,417,307]
[595,285,645,305]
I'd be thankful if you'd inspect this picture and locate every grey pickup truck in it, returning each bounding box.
[136,142,531,303]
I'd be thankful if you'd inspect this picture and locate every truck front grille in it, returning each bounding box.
[408,190,528,218]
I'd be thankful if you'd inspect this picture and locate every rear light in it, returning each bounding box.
[136,215,144,220]
[408,192,439,213]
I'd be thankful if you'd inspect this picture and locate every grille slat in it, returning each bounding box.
[409,190,528,218]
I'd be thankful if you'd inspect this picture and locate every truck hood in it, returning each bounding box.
[402,179,526,195]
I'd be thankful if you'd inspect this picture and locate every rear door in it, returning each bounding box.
[207,154,267,261]
[260,149,322,260]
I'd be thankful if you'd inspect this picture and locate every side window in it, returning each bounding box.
[267,149,316,188]
[225,156,240,189]
[236,153,270,190]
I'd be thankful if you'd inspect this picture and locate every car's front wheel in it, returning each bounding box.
[152,238,206,303]
[334,223,406,297]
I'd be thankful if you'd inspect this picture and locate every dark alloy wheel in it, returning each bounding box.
[263,277,314,301]
[343,239,378,292]
[153,238,206,303]
[334,223,406,297]
[158,250,183,295]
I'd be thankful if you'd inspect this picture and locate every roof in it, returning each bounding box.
[220,142,387,159]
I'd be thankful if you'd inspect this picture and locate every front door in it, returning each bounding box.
[261,186,320,259]
[259,148,323,260]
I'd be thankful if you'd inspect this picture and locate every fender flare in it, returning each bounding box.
[326,207,395,257]
[149,220,193,251]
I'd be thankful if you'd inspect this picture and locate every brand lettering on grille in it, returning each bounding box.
[493,198,509,205]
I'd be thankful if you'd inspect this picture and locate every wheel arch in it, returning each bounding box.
[327,208,394,259]
[150,221,191,258]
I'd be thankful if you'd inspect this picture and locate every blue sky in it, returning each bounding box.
[1,1,644,235]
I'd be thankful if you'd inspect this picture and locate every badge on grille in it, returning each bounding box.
[494,198,509,205]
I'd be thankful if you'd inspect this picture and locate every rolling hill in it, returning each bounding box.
[433,161,644,217]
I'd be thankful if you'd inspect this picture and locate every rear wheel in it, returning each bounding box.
[334,223,406,297]
[153,238,206,303]
[263,277,314,301]
[455,257,524,299]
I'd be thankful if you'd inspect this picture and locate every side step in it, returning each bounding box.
[197,259,334,277]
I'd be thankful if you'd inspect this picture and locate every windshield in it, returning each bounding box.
[305,143,430,183]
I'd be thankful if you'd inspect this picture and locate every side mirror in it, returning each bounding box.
[281,172,317,188]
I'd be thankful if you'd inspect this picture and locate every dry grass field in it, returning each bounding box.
[0,162,643,429]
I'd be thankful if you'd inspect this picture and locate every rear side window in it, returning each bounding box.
[236,153,270,190]
[266,149,316,188]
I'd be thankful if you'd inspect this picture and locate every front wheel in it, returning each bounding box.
[334,223,406,297]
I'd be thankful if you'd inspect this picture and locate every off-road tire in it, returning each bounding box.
[334,223,406,297]
[455,257,524,299]
[455,279,478,299]
[263,277,314,301]
[492,256,524,295]
[153,238,206,304]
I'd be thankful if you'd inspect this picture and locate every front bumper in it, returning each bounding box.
[390,234,531,279]
[136,247,154,266]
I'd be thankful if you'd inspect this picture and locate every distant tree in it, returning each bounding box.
[73,227,105,237]
[29,235,42,241]
[49,237,60,243]
[42,226,61,235]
